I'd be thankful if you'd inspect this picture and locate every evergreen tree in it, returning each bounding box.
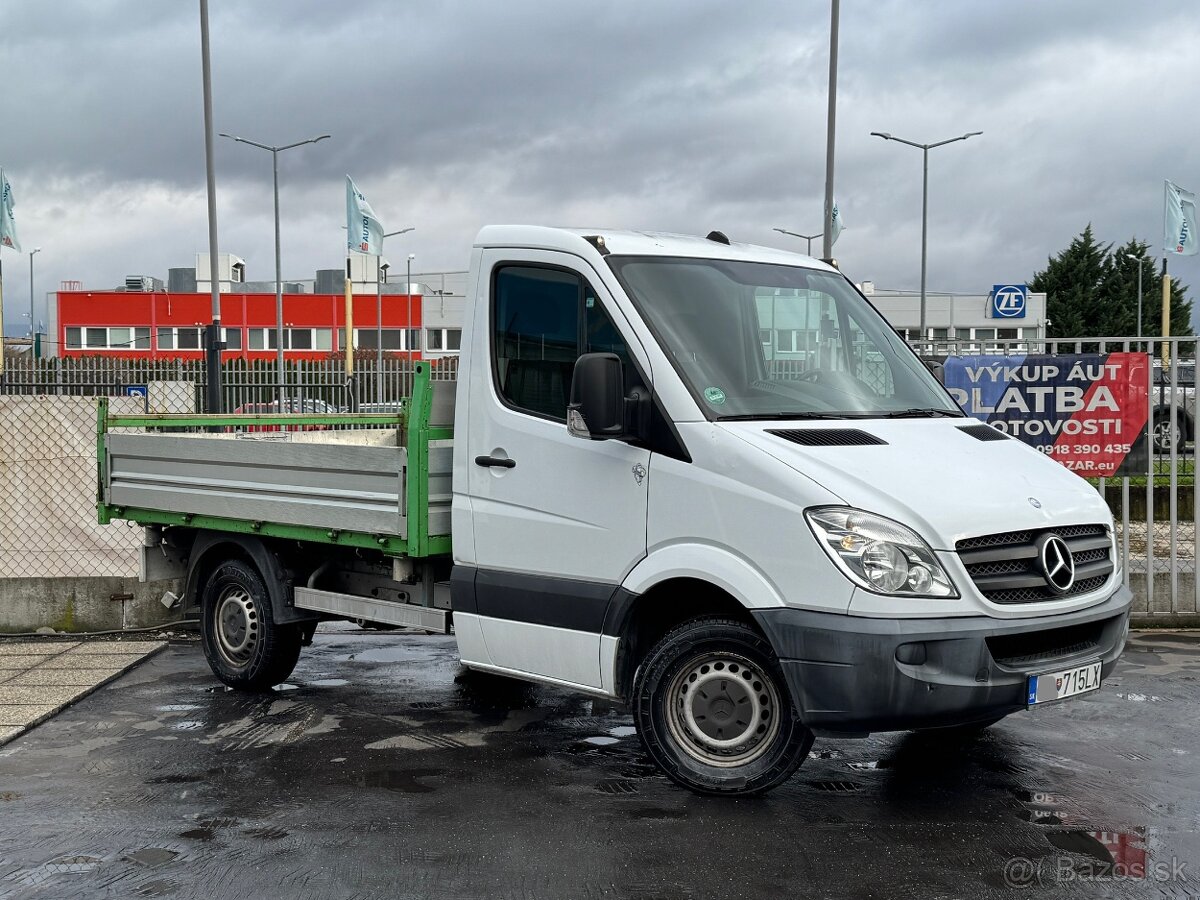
[1031,226,1193,339]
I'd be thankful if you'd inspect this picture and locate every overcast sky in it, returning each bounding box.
[2,0,1199,333]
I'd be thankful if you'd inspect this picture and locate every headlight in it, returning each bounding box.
[805,507,958,598]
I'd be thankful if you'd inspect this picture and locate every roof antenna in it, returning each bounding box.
[706,230,730,245]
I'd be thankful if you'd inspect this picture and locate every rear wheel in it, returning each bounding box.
[632,618,813,796]
[200,558,302,690]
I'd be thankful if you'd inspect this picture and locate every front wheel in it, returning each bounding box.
[200,558,302,690]
[632,618,813,796]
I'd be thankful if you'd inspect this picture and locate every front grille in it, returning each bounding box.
[956,524,1114,604]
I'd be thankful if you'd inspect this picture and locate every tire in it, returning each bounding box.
[1152,409,1184,453]
[632,617,813,796]
[200,558,302,691]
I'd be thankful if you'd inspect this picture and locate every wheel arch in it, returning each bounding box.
[184,531,316,626]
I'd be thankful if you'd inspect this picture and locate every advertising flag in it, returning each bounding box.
[830,199,844,246]
[1164,180,1198,256]
[346,175,384,256]
[0,169,21,253]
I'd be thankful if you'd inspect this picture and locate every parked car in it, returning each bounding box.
[1151,362,1195,453]
[229,398,339,432]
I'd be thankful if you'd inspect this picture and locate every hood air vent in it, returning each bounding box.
[767,428,887,447]
[958,423,1009,442]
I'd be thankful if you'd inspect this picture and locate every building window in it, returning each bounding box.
[996,327,1019,340]
[426,328,462,352]
[355,328,412,351]
[249,327,334,352]
[929,328,949,340]
[974,327,995,341]
[65,326,150,350]
[222,328,242,351]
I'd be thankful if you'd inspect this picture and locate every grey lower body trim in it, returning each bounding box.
[752,586,1133,735]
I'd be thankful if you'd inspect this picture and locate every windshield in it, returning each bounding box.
[608,256,962,420]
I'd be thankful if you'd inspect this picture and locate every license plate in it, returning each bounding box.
[1026,660,1102,706]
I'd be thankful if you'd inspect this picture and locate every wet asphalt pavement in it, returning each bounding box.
[0,627,1197,900]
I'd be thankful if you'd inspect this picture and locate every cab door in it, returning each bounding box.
[463,251,650,688]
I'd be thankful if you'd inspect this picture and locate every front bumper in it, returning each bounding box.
[752,585,1132,736]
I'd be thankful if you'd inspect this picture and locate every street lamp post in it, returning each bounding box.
[28,247,41,356]
[406,254,416,361]
[376,228,414,405]
[870,130,982,339]
[773,228,823,257]
[219,131,330,406]
[1125,252,1144,341]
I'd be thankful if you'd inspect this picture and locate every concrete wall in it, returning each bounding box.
[0,576,185,633]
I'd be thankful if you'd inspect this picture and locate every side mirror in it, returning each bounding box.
[568,353,626,440]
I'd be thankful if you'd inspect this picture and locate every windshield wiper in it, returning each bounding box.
[876,407,964,419]
[715,412,850,421]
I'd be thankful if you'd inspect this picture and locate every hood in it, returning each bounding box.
[721,419,1111,550]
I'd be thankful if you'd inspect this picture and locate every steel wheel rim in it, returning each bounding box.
[665,652,781,768]
[214,586,258,668]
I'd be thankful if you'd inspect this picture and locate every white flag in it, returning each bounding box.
[346,175,384,256]
[1164,180,1198,256]
[0,169,20,253]
[830,199,844,246]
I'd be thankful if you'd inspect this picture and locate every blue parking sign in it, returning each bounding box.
[990,284,1027,318]
[125,385,148,411]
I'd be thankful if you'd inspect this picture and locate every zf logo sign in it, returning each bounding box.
[990,284,1028,319]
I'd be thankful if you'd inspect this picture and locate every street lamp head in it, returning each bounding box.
[408,253,415,261]
[31,247,41,255]
[870,132,892,141]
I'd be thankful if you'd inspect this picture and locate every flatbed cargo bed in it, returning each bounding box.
[97,364,454,558]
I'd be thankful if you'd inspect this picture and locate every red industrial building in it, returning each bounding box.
[53,288,423,361]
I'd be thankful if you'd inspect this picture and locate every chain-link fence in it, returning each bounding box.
[0,394,143,578]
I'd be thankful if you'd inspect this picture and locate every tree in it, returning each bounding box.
[1030,226,1193,339]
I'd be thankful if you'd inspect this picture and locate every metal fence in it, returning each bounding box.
[0,355,458,414]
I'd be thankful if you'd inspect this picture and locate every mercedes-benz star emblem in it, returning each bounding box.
[1038,534,1075,593]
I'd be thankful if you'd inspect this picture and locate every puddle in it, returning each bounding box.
[179,827,214,841]
[44,855,103,874]
[349,768,443,794]
[607,726,637,738]
[202,686,234,694]
[847,761,884,771]
[330,757,347,763]
[307,678,349,688]
[583,736,620,746]
[156,704,202,712]
[274,683,300,692]
[172,721,205,731]
[1115,692,1170,702]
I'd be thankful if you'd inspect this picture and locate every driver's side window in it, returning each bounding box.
[492,265,638,421]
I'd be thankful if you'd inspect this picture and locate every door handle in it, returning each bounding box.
[474,455,516,469]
